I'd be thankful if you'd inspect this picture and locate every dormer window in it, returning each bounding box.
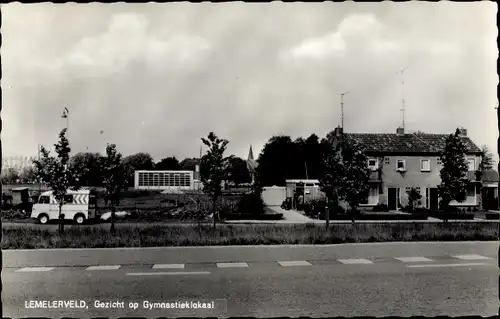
[367,158,378,171]
[397,159,406,172]
[420,159,431,172]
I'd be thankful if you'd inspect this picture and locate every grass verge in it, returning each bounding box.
[2,222,498,249]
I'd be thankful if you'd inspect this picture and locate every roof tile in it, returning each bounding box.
[345,133,481,154]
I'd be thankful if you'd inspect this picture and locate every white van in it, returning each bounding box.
[31,189,98,224]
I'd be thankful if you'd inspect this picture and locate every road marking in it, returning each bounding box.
[278,261,312,267]
[86,265,121,271]
[338,258,373,264]
[16,267,54,272]
[452,254,492,261]
[407,263,487,268]
[395,257,434,263]
[127,271,211,276]
[216,262,249,268]
[152,264,185,269]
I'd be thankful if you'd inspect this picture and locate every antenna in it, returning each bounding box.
[341,91,350,129]
[397,68,407,131]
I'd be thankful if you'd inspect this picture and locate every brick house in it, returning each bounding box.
[332,126,483,211]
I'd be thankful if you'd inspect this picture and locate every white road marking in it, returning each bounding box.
[16,267,54,272]
[278,261,312,267]
[127,271,211,276]
[407,263,487,268]
[216,262,249,268]
[338,258,373,264]
[86,265,121,271]
[152,264,185,269]
[452,254,492,260]
[395,257,434,263]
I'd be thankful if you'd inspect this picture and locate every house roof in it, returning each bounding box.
[345,133,482,154]
[482,170,499,183]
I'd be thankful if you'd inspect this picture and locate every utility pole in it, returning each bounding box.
[396,68,407,131]
[341,91,350,129]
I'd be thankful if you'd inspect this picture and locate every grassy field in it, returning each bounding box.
[2,222,498,249]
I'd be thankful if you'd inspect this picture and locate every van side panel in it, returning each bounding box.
[49,193,90,220]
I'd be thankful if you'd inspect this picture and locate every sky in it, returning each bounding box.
[2,2,498,163]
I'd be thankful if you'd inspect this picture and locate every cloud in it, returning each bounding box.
[61,13,212,76]
[282,13,400,62]
[1,2,497,164]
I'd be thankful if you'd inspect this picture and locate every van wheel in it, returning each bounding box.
[38,214,49,224]
[74,214,86,225]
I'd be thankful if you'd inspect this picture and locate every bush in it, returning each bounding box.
[237,192,265,215]
[281,197,292,210]
[318,205,346,220]
[485,212,500,220]
[406,188,422,212]
[372,203,389,212]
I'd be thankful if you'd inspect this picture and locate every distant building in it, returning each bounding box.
[134,170,194,190]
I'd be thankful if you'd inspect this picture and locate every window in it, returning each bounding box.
[63,195,73,204]
[467,158,476,171]
[437,158,442,165]
[396,159,406,171]
[39,196,50,204]
[420,159,431,172]
[384,157,390,164]
[367,158,378,171]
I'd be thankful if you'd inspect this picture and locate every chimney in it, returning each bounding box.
[396,127,404,135]
[332,126,343,148]
[334,126,343,137]
[458,127,467,137]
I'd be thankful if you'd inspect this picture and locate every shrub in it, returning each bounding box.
[236,192,265,215]
[406,188,422,212]
[281,197,292,210]
[372,203,389,212]
[485,212,500,220]
[302,202,313,214]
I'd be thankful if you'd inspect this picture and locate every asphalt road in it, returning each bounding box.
[2,242,499,317]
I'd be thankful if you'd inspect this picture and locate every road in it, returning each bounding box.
[2,242,499,317]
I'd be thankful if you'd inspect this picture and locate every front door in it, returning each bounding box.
[388,188,397,210]
[429,188,439,210]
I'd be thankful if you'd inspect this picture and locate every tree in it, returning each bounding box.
[19,165,36,184]
[155,157,181,171]
[33,129,87,234]
[479,145,494,171]
[257,135,296,186]
[200,132,231,229]
[318,137,344,228]
[122,152,155,187]
[69,152,102,186]
[226,157,251,185]
[100,144,128,234]
[1,167,20,184]
[336,136,371,223]
[304,134,323,179]
[406,187,422,212]
[179,158,201,171]
[438,128,469,213]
